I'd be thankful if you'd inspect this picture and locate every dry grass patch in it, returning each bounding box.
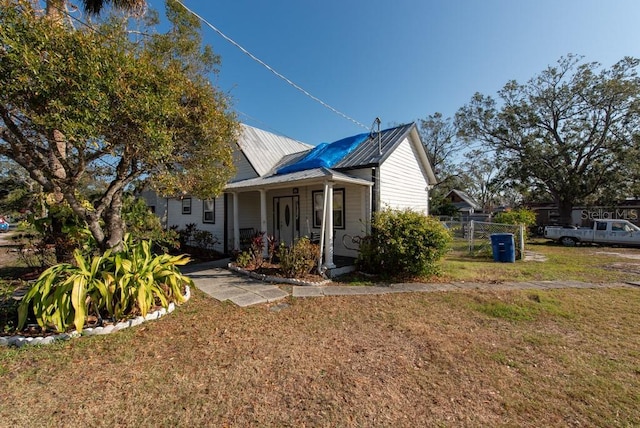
[2,286,640,427]
[437,240,640,283]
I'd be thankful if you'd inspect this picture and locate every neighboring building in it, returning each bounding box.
[531,200,640,228]
[445,189,481,216]
[141,122,437,275]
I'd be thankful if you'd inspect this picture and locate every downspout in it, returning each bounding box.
[317,181,329,275]
[371,167,379,213]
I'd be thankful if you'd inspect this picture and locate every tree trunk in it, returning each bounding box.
[104,191,126,252]
[556,198,575,227]
[49,127,69,263]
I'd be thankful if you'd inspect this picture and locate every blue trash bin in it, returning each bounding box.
[490,233,515,263]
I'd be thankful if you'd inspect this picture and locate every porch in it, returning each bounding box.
[224,167,373,272]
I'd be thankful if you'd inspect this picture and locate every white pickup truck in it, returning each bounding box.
[544,219,640,246]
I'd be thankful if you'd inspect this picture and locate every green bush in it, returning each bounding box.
[357,209,451,277]
[123,194,179,252]
[17,236,192,333]
[235,251,251,268]
[493,208,537,227]
[493,208,537,240]
[277,237,319,278]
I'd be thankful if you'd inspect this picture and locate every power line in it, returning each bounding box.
[174,0,368,131]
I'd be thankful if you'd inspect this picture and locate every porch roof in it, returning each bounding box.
[224,167,373,192]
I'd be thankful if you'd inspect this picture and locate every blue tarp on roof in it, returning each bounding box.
[276,132,369,175]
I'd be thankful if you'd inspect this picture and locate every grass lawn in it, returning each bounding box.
[1,240,640,426]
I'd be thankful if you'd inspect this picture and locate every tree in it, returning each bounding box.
[456,149,502,211]
[45,0,146,24]
[418,112,468,217]
[0,0,238,255]
[0,157,44,217]
[79,0,145,15]
[455,55,640,225]
[418,112,465,185]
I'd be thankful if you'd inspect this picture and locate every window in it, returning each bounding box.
[182,198,192,215]
[312,189,345,229]
[203,199,215,223]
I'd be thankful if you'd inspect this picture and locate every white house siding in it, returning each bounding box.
[340,183,369,258]
[230,145,259,182]
[224,191,262,248]
[299,183,367,258]
[138,190,168,227]
[347,168,373,181]
[378,137,429,214]
[165,196,226,252]
[237,192,261,229]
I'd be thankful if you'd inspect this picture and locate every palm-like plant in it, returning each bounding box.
[18,236,192,333]
[45,0,147,24]
[79,0,146,15]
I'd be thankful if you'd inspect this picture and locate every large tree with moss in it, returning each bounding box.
[456,55,640,225]
[0,0,238,254]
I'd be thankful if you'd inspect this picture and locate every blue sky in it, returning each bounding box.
[148,0,640,145]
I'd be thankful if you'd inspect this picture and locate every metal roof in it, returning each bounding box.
[333,122,416,169]
[224,167,373,192]
[237,124,312,177]
[225,122,436,191]
[269,122,420,174]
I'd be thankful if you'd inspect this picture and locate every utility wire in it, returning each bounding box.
[174,0,368,131]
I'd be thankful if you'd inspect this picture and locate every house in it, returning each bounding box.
[142,122,436,276]
[445,189,481,216]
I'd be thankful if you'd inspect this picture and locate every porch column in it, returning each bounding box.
[232,192,240,250]
[324,181,335,268]
[259,189,268,257]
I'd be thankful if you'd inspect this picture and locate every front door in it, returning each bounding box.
[274,196,299,245]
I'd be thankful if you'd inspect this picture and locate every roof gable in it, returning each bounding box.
[446,189,480,210]
[237,124,312,176]
[334,123,415,168]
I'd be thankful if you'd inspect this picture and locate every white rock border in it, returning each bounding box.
[228,263,331,286]
[0,286,190,348]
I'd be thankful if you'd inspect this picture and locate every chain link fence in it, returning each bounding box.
[442,220,526,260]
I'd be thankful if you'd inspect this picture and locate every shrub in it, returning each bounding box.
[177,223,198,247]
[235,251,251,268]
[17,236,192,333]
[122,194,179,252]
[493,208,537,227]
[357,208,451,277]
[193,230,217,249]
[493,208,537,241]
[277,237,319,278]
[249,231,265,268]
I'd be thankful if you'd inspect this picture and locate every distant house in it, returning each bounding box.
[141,122,436,275]
[445,189,481,215]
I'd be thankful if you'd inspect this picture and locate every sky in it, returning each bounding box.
[145,0,640,146]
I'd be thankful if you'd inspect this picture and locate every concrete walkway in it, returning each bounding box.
[183,260,638,307]
[182,260,289,307]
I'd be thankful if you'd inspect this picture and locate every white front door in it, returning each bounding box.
[275,196,299,245]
